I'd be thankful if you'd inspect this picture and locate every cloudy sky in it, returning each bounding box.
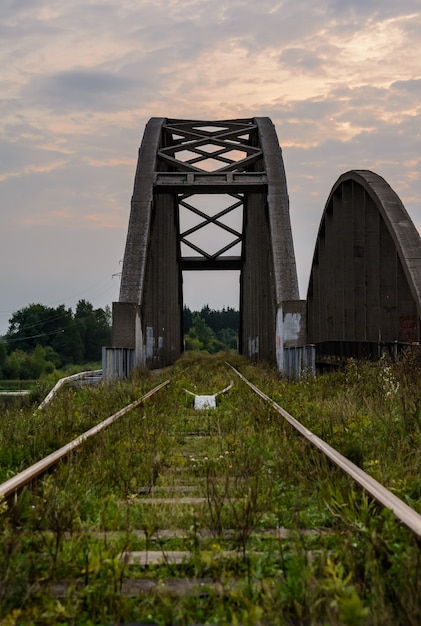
[1,0,420,335]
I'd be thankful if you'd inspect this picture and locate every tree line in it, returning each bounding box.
[183,305,239,354]
[0,302,240,380]
[0,300,111,380]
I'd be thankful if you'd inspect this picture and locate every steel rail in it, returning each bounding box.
[227,362,421,538]
[0,378,170,500]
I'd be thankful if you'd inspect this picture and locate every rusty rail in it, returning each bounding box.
[0,378,170,500]
[227,362,421,538]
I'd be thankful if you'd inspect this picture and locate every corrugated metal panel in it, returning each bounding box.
[102,347,136,382]
[282,345,316,380]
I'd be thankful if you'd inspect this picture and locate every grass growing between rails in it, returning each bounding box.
[0,367,170,482]
[0,352,420,624]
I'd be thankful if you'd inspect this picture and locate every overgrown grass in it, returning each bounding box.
[1,351,421,624]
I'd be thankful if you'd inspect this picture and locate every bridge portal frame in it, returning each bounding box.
[112,117,301,370]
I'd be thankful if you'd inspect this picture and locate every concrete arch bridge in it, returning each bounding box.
[104,117,421,378]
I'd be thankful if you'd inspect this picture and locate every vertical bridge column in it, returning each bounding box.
[113,117,183,368]
[240,118,301,367]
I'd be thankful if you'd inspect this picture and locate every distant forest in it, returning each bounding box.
[183,305,239,354]
[0,302,239,379]
[0,300,112,380]
[183,305,238,333]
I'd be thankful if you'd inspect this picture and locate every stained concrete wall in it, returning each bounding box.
[240,192,277,362]
[113,117,183,368]
[307,171,421,345]
[240,118,299,365]
[112,302,144,366]
[113,193,183,369]
[141,193,183,367]
[280,301,307,348]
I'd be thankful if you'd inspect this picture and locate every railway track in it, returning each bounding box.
[1,353,421,624]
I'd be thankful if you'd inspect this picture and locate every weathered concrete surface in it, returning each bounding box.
[119,118,165,305]
[255,118,299,305]
[115,118,183,368]
[274,300,309,374]
[239,118,299,364]
[307,170,421,346]
[112,117,300,370]
[112,302,141,349]
[280,301,307,348]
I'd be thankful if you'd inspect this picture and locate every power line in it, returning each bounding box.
[3,317,95,344]
[4,328,66,343]
[6,310,74,333]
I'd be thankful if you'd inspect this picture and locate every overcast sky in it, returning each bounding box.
[1,0,420,335]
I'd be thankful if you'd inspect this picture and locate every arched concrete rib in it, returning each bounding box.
[119,117,165,305]
[349,170,421,317]
[255,117,299,303]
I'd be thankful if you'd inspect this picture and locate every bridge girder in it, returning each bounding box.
[112,117,300,369]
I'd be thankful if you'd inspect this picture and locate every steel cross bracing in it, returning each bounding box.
[178,195,243,270]
[155,119,265,271]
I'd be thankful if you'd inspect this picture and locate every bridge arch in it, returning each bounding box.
[112,117,300,369]
[307,170,421,353]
